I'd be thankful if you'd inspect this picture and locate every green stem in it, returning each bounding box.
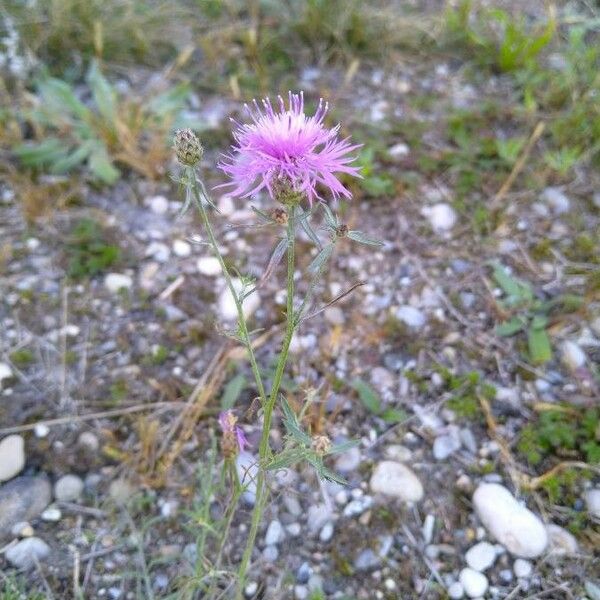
[235,205,297,599]
[189,170,267,408]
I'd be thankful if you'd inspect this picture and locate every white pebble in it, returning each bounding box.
[146,195,169,215]
[264,520,285,546]
[395,306,426,329]
[41,505,62,521]
[585,488,600,519]
[422,203,457,232]
[513,558,532,578]
[459,568,488,598]
[218,279,260,321]
[370,461,423,503]
[172,239,192,258]
[0,362,14,385]
[54,474,84,502]
[448,581,464,599]
[104,273,133,294]
[0,434,25,482]
[465,541,496,572]
[196,256,221,276]
[561,340,586,370]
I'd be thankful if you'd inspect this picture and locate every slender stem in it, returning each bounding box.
[189,169,267,407]
[235,205,297,598]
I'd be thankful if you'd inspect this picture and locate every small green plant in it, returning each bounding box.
[357,147,396,198]
[144,345,169,366]
[65,218,120,279]
[14,60,203,184]
[436,368,495,420]
[351,379,406,424]
[491,262,583,364]
[543,147,581,178]
[9,349,35,368]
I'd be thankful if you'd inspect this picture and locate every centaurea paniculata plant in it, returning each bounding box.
[173,92,380,598]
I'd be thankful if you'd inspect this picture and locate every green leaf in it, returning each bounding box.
[380,407,408,424]
[266,448,307,471]
[38,77,90,121]
[87,59,117,123]
[88,144,120,184]
[491,262,533,304]
[327,439,360,455]
[347,230,384,246]
[280,395,311,446]
[528,326,552,364]
[147,83,191,117]
[306,454,348,485]
[50,140,95,174]
[308,244,333,274]
[352,379,381,415]
[496,317,526,336]
[13,138,68,167]
[530,314,548,330]
[220,373,246,410]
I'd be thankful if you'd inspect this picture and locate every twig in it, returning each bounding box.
[158,275,185,301]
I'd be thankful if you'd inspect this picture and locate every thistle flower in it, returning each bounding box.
[218,410,248,458]
[173,128,203,167]
[218,91,361,204]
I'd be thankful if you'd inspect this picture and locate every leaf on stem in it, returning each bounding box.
[308,243,334,274]
[261,238,288,282]
[347,230,384,246]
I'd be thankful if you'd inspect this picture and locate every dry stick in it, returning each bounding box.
[491,121,546,210]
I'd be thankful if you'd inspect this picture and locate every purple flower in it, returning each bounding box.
[218,91,361,204]
[218,410,248,453]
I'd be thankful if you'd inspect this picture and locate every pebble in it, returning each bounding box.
[0,362,13,385]
[78,431,100,452]
[319,522,334,542]
[104,273,133,293]
[465,541,496,572]
[146,195,169,215]
[108,479,135,505]
[0,434,25,482]
[395,306,426,329]
[473,483,548,558]
[11,521,34,537]
[546,524,578,555]
[448,581,464,599]
[433,429,461,460]
[0,476,52,534]
[236,452,259,505]
[342,495,373,517]
[33,424,49,438]
[561,340,586,370]
[294,585,308,600]
[384,445,412,462]
[334,445,361,473]
[388,142,410,158]
[585,488,600,518]
[297,561,312,583]
[172,239,192,257]
[196,256,221,276]
[41,505,62,521]
[54,474,84,502]
[264,519,284,545]
[422,203,457,232]
[146,241,170,262]
[244,581,258,597]
[370,461,423,502]
[218,279,260,321]
[262,544,279,562]
[5,537,50,569]
[324,306,345,325]
[459,568,488,598]
[286,522,301,537]
[541,187,570,214]
[422,514,435,544]
[513,558,532,578]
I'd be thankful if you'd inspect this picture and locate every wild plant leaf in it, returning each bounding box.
[298,208,322,248]
[251,206,275,223]
[14,138,68,167]
[491,262,533,304]
[495,137,525,164]
[306,454,347,485]
[266,448,307,471]
[280,395,311,446]
[308,244,333,274]
[148,83,191,117]
[496,317,526,336]
[321,202,338,229]
[352,379,381,414]
[38,77,90,121]
[380,407,408,424]
[87,60,117,124]
[220,373,247,410]
[530,314,548,330]
[88,144,120,184]
[347,230,384,246]
[326,439,360,455]
[262,238,288,282]
[528,326,552,364]
[50,140,95,174]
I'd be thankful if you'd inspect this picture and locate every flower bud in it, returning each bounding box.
[272,176,303,206]
[174,128,203,167]
[335,224,349,238]
[311,434,332,455]
[271,207,288,225]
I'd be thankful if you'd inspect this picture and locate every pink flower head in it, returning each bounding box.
[218,410,248,452]
[218,91,361,204]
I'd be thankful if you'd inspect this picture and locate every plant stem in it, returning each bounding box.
[189,169,267,407]
[235,205,297,598]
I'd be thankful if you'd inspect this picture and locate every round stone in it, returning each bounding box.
[459,568,488,598]
[0,435,25,482]
[54,474,84,502]
[395,305,426,329]
[448,581,464,599]
[264,519,284,546]
[104,273,133,293]
[196,256,221,276]
[422,203,457,232]
[465,541,496,572]
[585,488,600,519]
[173,239,192,257]
[369,461,423,502]
[513,558,532,578]
[5,537,50,569]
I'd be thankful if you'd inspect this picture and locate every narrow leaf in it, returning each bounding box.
[87,59,117,123]
[220,373,247,410]
[308,244,333,274]
[347,230,384,246]
[528,326,552,364]
[352,379,381,415]
[495,317,526,337]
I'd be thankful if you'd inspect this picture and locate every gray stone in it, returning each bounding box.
[236,452,258,506]
[104,273,133,293]
[41,505,62,521]
[541,187,570,214]
[262,544,279,562]
[546,523,578,555]
[433,429,461,460]
[307,503,332,534]
[0,476,51,537]
[319,522,334,542]
[370,461,423,502]
[395,306,426,329]
[5,537,50,569]
[585,488,600,518]
[334,445,361,473]
[54,474,84,502]
[0,435,25,482]
[108,479,135,505]
[264,519,284,546]
[448,581,464,599]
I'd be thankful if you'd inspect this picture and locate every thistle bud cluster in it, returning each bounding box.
[311,434,332,455]
[173,128,203,167]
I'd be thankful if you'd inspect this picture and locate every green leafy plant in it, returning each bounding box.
[351,379,407,424]
[435,368,495,420]
[65,218,120,279]
[14,60,203,184]
[357,147,396,198]
[491,262,583,364]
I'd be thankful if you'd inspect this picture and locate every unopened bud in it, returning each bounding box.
[271,207,288,225]
[311,434,332,455]
[336,224,349,238]
[174,129,203,167]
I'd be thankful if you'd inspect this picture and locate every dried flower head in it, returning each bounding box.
[311,434,332,455]
[219,91,361,204]
[271,207,288,225]
[218,410,248,459]
[174,128,203,167]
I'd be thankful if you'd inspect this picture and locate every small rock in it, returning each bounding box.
[422,514,435,544]
[244,581,258,597]
[546,524,578,555]
[262,544,279,562]
[388,142,410,158]
[296,561,312,583]
[0,363,13,385]
[236,452,259,506]
[354,535,393,571]
[433,429,461,461]
[33,424,49,438]
[146,242,170,262]
[334,445,361,473]
[342,495,373,517]
[108,479,135,505]
[104,273,133,294]
[384,445,412,462]
[264,520,284,546]
[196,256,221,276]
[370,461,423,502]
[422,203,457,232]
[173,239,192,258]
[0,476,52,536]
[307,503,332,534]
[218,279,260,321]
[286,522,301,537]
[41,505,62,521]
[448,581,464,599]
[459,568,488,598]
[465,541,496,572]
[5,537,50,569]
[513,558,532,578]
[395,306,426,329]
[319,522,334,542]
[54,474,84,502]
[324,306,345,325]
[473,483,548,558]
[541,187,570,214]
[585,488,600,519]
[78,431,99,452]
[294,585,308,600]
[11,521,34,537]
[146,195,169,215]
[0,435,25,482]
[562,340,586,370]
